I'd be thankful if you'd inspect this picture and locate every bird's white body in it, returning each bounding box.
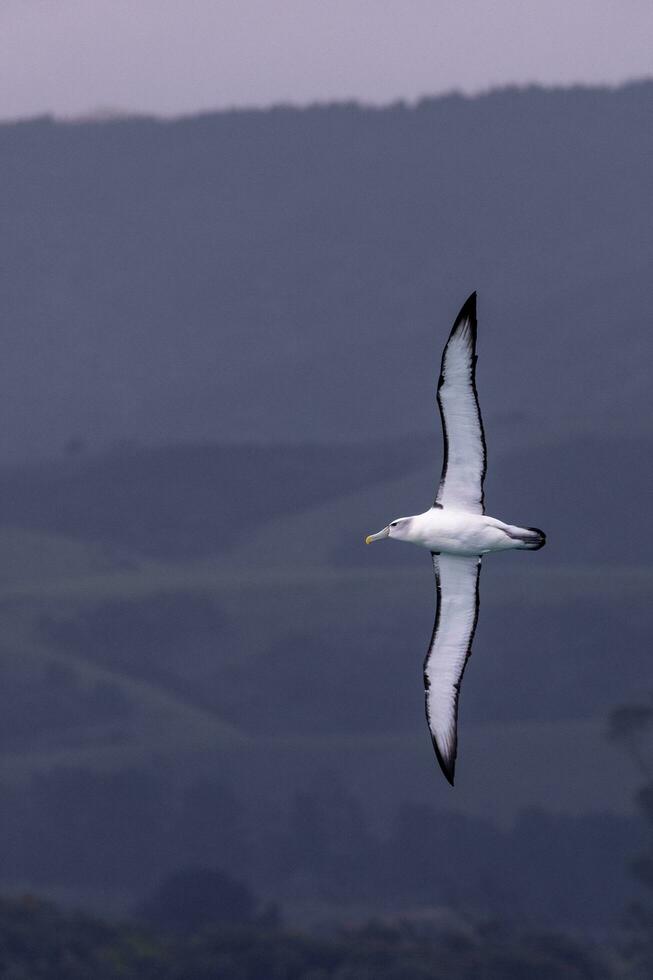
[384,508,543,556]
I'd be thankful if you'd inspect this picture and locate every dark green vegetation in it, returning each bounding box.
[0,893,618,980]
[607,702,653,979]
[0,83,650,952]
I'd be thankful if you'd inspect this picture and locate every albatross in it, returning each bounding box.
[365,292,545,785]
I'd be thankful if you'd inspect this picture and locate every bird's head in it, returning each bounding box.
[365,517,412,544]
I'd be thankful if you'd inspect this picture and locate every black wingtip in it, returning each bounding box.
[453,291,477,331]
[432,737,456,786]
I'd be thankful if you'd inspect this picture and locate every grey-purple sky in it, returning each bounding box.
[1,0,651,120]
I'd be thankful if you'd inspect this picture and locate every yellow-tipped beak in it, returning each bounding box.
[365,527,390,544]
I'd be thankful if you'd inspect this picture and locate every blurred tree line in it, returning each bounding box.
[608,699,653,979]
[0,891,615,980]
[0,765,638,933]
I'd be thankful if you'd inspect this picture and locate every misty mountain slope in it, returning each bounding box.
[0,527,128,587]
[0,574,640,831]
[0,532,248,767]
[215,433,652,568]
[0,432,649,563]
[0,525,646,756]
[0,439,429,557]
[0,82,652,459]
[0,430,645,759]
[0,517,644,865]
[0,429,646,898]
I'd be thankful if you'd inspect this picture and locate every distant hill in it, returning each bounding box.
[0,82,652,460]
[0,433,648,752]
[0,434,648,563]
[0,438,430,556]
[0,436,646,926]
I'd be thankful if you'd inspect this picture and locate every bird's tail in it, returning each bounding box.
[511,526,546,550]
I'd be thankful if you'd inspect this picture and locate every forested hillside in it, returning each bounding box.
[0,82,652,460]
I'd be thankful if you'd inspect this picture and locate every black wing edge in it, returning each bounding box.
[433,290,488,512]
[423,554,482,786]
[451,290,478,343]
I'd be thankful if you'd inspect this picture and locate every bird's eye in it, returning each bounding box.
[390,522,398,527]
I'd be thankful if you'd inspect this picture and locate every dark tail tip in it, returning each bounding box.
[527,527,546,550]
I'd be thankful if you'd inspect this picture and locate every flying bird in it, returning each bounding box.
[365,292,545,785]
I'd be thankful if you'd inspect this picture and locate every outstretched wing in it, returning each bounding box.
[424,552,481,785]
[434,292,487,514]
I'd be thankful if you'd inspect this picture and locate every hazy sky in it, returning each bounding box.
[1,0,651,120]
